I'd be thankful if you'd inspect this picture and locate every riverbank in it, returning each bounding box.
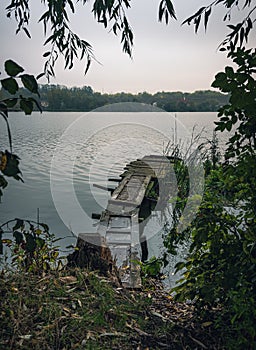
[0,268,226,349]
[0,86,229,113]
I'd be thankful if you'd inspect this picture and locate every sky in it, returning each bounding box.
[0,0,255,94]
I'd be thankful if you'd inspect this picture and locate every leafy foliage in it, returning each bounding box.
[0,150,23,202]
[139,256,164,279]
[5,0,176,79]
[182,0,256,52]
[0,218,62,273]
[0,151,22,180]
[92,0,134,56]
[158,0,176,24]
[0,60,42,200]
[168,47,256,348]
[0,60,41,117]
[213,47,256,156]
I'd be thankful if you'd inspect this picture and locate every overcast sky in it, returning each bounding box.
[0,0,255,93]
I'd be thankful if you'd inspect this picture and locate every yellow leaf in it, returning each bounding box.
[2,239,12,244]
[63,307,71,315]
[59,276,77,284]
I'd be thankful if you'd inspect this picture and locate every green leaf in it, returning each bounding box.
[36,72,45,80]
[3,98,18,108]
[40,223,49,232]
[13,219,24,231]
[195,15,201,33]
[84,58,91,75]
[1,151,22,179]
[165,0,176,20]
[0,175,8,189]
[236,73,248,84]
[1,77,19,95]
[28,97,42,113]
[20,74,39,95]
[20,98,34,115]
[158,0,176,24]
[4,60,24,77]
[215,121,226,132]
[211,72,227,89]
[25,233,36,252]
[226,120,233,131]
[23,27,31,38]
[204,8,211,31]
[36,237,45,248]
[174,261,185,273]
[225,66,234,77]
[67,0,75,13]
[13,231,24,245]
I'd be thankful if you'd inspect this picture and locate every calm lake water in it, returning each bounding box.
[0,106,229,285]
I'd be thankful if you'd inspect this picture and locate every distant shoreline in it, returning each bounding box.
[1,85,229,113]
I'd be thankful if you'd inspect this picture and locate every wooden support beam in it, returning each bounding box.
[108,178,122,182]
[92,213,101,220]
[93,183,115,194]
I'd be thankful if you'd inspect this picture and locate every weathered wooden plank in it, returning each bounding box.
[108,216,131,229]
[108,199,140,207]
[111,175,132,199]
[106,202,139,216]
[111,175,151,206]
[142,154,171,161]
[123,161,170,179]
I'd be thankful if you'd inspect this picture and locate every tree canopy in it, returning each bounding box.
[0,84,229,112]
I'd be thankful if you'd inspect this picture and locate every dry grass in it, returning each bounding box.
[0,268,224,350]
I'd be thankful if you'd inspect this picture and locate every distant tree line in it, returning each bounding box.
[0,84,229,112]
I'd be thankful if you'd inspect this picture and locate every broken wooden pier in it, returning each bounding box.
[69,155,175,288]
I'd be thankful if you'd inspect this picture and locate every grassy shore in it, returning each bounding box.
[0,268,227,350]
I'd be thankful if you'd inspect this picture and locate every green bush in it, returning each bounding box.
[167,47,256,349]
[0,218,62,273]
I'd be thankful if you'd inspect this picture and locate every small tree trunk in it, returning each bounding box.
[67,233,120,284]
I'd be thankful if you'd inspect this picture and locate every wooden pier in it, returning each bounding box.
[70,155,174,288]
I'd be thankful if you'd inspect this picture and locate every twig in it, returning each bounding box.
[188,334,208,349]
